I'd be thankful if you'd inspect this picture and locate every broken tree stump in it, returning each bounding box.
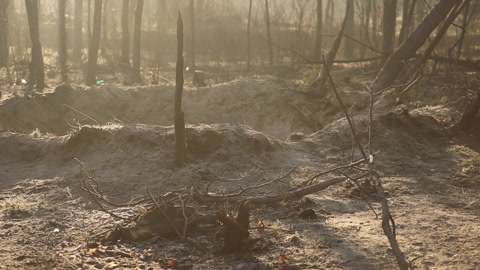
[216,200,251,253]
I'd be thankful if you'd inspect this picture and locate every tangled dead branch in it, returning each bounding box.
[323,55,411,269]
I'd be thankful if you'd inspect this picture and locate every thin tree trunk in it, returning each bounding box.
[455,0,474,59]
[372,0,378,48]
[247,0,252,71]
[372,0,462,108]
[0,0,8,68]
[382,0,397,60]
[87,0,91,45]
[412,1,466,73]
[72,0,83,62]
[25,0,45,90]
[120,0,129,66]
[156,0,166,66]
[265,0,273,66]
[189,0,195,68]
[85,0,102,86]
[311,1,352,95]
[313,0,323,61]
[344,0,354,58]
[58,0,67,82]
[131,0,144,83]
[398,0,414,45]
[175,12,186,166]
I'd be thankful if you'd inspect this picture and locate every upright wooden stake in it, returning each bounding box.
[175,12,186,166]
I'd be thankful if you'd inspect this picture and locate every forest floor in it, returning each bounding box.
[0,66,479,269]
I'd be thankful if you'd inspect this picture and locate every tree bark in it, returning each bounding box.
[72,0,83,62]
[58,0,67,82]
[25,0,45,90]
[0,0,8,68]
[85,0,102,86]
[371,0,461,96]
[120,0,129,66]
[313,0,323,61]
[131,0,144,83]
[264,0,273,66]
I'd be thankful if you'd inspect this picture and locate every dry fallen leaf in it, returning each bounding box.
[279,253,287,264]
[88,248,97,256]
[257,220,265,234]
[167,259,177,266]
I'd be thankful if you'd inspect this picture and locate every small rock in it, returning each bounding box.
[298,209,316,219]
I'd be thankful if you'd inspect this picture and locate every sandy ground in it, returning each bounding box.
[0,75,479,269]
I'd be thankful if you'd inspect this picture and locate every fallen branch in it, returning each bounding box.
[192,175,354,204]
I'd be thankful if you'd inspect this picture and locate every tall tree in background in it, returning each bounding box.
[398,0,416,46]
[156,0,166,66]
[382,0,397,61]
[189,0,196,68]
[246,0,252,71]
[25,0,45,90]
[344,0,355,58]
[313,0,323,61]
[58,0,67,82]
[372,0,461,98]
[72,0,83,62]
[85,0,103,86]
[120,0,129,66]
[0,0,8,68]
[265,0,273,66]
[131,0,144,83]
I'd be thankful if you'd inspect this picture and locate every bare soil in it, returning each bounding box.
[0,75,479,269]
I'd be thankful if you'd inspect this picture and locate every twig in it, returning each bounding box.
[323,54,367,160]
[204,167,296,199]
[62,104,99,125]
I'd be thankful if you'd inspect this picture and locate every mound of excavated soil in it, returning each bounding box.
[0,76,373,140]
[0,77,309,139]
[1,76,479,269]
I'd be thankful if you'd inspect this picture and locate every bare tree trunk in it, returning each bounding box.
[87,0,91,45]
[311,1,352,95]
[58,0,67,82]
[175,12,186,166]
[0,0,8,68]
[85,0,102,86]
[25,0,45,90]
[265,0,273,66]
[246,0,252,71]
[344,0,354,58]
[398,0,417,46]
[131,0,144,83]
[120,0,129,66]
[72,0,83,62]
[189,0,195,68]
[156,0,166,66]
[412,1,466,73]
[371,0,462,107]
[313,0,323,61]
[382,0,397,60]
[372,0,378,48]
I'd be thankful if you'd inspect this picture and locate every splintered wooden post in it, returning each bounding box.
[174,12,186,166]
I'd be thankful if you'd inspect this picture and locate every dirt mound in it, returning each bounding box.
[0,77,317,139]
